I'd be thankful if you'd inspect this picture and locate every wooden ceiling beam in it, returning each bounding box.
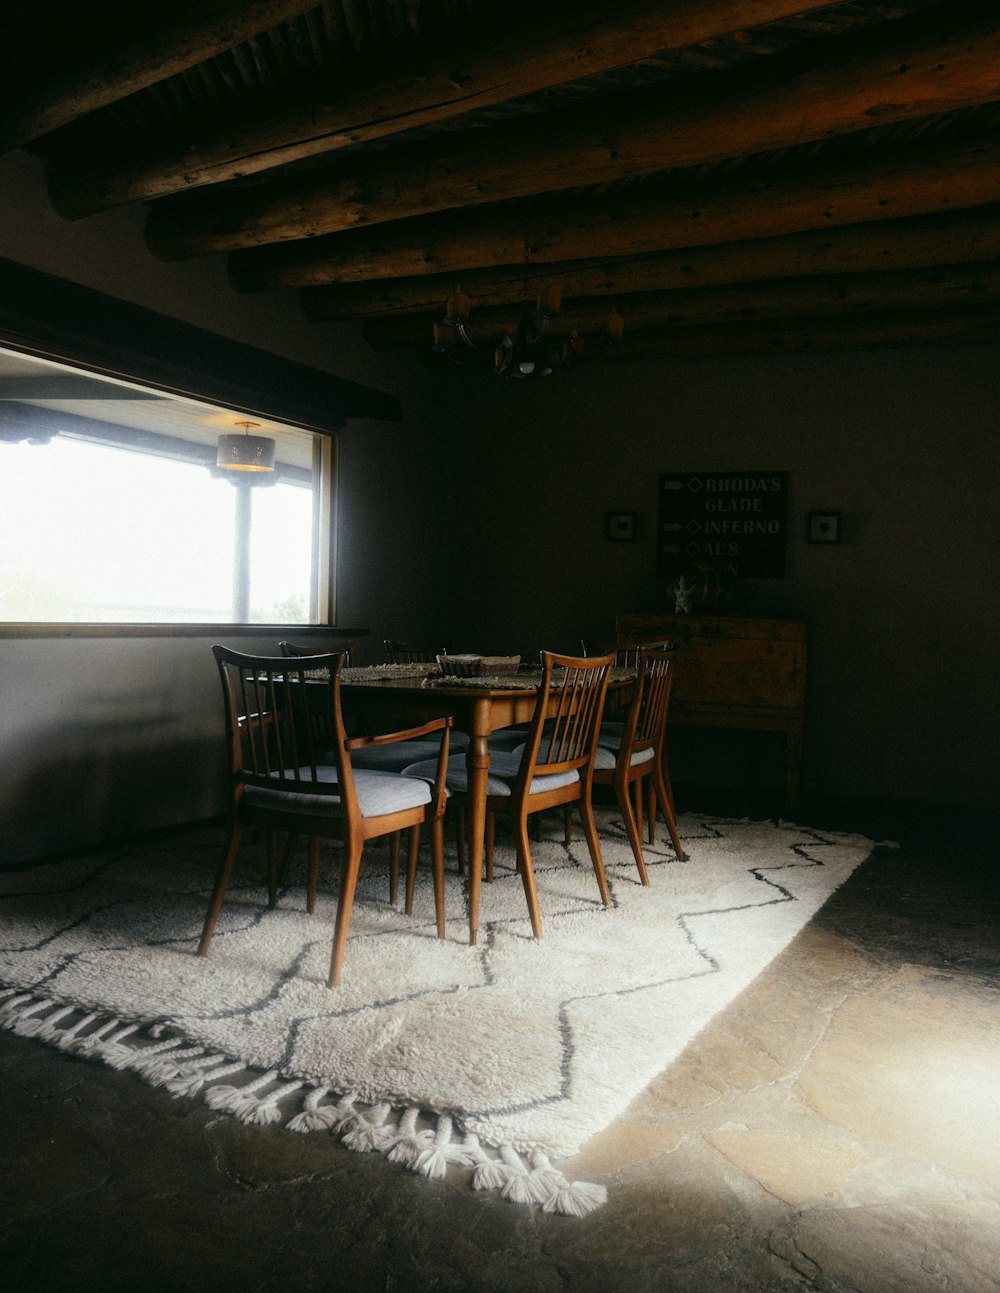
[49,0,837,218]
[300,207,1000,320]
[413,304,1000,363]
[574,305,1000,360]
[146,1,1000,259]
[360,261,1000,349]
[0,1,325,153]
[232,132,1000,291]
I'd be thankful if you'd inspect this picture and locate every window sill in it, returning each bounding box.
[0,623,368,640]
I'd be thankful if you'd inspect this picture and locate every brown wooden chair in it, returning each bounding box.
[281,639,357,666]
[404,651,615,939]
[282,637,410,897]
[280,637,457,890]
[581,637,676,668]
[583,636,681,794]
[384,638,450,664]
[589,644,687,881]
[199,646,451,987]
[579,637,615,659]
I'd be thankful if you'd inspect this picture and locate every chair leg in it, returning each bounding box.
[390,831,401,905]
[307,837,320,914]
[266,830,279,909]
[403,824,420,913]
[198,822,242,956]
[512,812,543,940]
[615,775,650,886]
[329,842,364,988]
[578,790,611,906]
[654,760,687,861]
[659,749,678,820]
[634,781,644,849]
[431,817,446,940]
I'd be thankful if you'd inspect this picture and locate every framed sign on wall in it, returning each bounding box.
[658,472,789,578]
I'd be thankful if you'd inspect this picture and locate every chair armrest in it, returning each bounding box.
[345,715,452,751]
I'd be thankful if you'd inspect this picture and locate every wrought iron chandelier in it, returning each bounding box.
[433,286,623,377]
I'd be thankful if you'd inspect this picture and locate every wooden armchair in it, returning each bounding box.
[591,645,687,881]
[384,638,450,663]
[281,638,357,666]
[199,646,451,987]
[405,651,615,939]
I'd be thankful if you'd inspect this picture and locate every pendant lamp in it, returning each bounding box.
[216,421,275,472]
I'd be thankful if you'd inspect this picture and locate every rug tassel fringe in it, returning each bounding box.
[0,990,607,1215]
[204,1069,289,1122]
[384,1106,426,1166]
[164,1057,247,1099]
[9,996,61,1037]
[77,1020,147,1069]
[543,1178,609,1216]
[414,1113,458,1179]
[24,1004,77,1042]
[286,1085,338,1132]
[54,1011,100,1051]
[128,1037,196,1081]
[239,1077,305,1127]
[72,1017,124,1056]
[470,1138,511,1192]
[342,1101,394,1152]
[497,1142,538,1204]
[0,991,37,1021]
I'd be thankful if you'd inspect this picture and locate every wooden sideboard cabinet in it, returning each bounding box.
[616,614,806,804]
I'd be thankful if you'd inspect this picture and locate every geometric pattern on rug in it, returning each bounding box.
[0,812,885,1214]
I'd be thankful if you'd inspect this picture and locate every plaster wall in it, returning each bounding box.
[0,152,449,862]
[421,356,1000,807]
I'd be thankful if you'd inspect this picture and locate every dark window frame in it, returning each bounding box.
[0,258,400,639]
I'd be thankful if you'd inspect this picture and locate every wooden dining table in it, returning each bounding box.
[339,666,633,945]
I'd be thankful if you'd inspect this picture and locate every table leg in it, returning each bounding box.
[465,699,492,946]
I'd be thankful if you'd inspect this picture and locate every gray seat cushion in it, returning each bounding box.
[593,743,654,770]
[353,768,435,815]
[403,752,579,798]
[316,731,466,769]
[509,741,653,771]
[486,727,531,752]
[243,765,432,818]
[350,739,446,773]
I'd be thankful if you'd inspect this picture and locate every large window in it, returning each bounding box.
[0,346,331,625]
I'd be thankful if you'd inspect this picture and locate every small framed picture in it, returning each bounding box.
[606,511,638,543]
[807,512,840,544]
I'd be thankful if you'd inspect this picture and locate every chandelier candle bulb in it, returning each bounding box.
[605,308,625,341]
[446,289,471,322]
[536,284,562,317]
[433,323,460,349]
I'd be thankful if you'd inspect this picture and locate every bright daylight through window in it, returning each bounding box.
[0,347,329,624]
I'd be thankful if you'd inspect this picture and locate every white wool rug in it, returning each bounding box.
[0,812,884,1214]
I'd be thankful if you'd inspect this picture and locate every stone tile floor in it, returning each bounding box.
[1,794,997,1292]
